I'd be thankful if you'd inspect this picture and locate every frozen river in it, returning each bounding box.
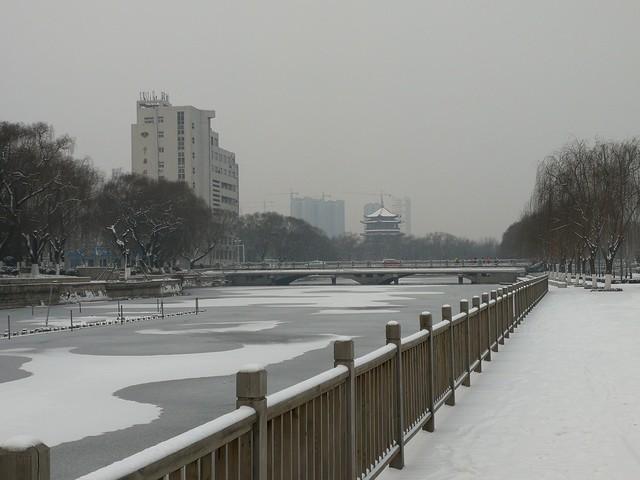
[0,277,500,479]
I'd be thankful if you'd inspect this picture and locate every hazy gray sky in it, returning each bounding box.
[2,0,639,238]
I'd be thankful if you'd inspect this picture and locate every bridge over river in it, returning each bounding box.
[223,265,527,285]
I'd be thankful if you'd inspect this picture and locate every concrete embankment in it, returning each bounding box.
[0,277,182,309]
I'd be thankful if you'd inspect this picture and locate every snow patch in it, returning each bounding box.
[136,321,281,335]
[0,335,341,446]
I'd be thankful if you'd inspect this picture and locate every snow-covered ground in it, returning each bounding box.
[380,284,640,479]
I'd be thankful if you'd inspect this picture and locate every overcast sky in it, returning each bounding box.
[2,0,639,238]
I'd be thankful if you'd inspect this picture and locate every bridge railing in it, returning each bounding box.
[1,276,549,480]
[203,258,533,271]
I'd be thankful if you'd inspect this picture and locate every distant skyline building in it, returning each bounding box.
[363,202,381,217]
[131,92,239,217]
[290,196,345,238]
[391,196,412,235]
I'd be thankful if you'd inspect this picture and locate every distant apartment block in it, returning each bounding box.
[290,196,345,238]
[131,92,239,217]
[391,196,412,235]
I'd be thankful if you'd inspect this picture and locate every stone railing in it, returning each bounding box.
[0,276,549,480]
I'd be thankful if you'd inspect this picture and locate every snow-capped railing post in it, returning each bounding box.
[442,305,456,406]
[490,290,499,350]
[472,296,482,373]
[334,339,356,479]
[460,299,471,387]
[0,438,50,480]
[496,288,506,344]
[508,285,515,334]
[482,292,492,361]
[419,311,436,432]
[236,366,267,479]
[517,283,524,323]
[386,321,405,469]
[501,288,510,339]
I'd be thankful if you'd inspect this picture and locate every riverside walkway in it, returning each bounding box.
[381,284,640,479]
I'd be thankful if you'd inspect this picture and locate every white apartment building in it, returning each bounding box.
[131,92,239,263]
[131,92,239,216]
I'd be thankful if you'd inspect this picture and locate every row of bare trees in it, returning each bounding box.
[1,122,234,274]
[501,138,640,287]
[0,122,99,274]
[95,173,236,274]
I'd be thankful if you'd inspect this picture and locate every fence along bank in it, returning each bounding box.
[0,275,549,480]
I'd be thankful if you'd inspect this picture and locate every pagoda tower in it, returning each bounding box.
[361,199,403,238]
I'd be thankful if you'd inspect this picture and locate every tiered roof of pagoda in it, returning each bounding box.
[361,206,403,237]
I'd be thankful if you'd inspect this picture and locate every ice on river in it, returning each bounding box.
[0,334,342,446]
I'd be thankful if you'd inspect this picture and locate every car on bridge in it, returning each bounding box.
[382,258,402,267]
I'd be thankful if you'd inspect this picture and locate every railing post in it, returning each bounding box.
[420,312,435,432]
[482,292,491,361]
[460,299,471,387]
[386,321,405,469]
[334,339,356,480]
[0,438,50,480]
[236,366,267,480]
[442,305,456,406]
[519,282,525,323]
[472,296,482,373]
[508,286,515,333]
[498,288,508,341]
[490,290,499,350]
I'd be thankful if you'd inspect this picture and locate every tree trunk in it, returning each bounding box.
[604,258,614,289]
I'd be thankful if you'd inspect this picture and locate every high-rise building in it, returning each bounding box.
[131,92,239,216]
[290,196,345,238]
[391,196,412,235]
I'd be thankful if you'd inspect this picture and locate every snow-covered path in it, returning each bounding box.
[381,285,640,479]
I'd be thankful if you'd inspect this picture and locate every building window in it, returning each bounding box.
[192,167,196,174]
[143,169,147,175]
[158,161,165,168]
[178,137,184,150]
[144,116,154,124]
[158,131,164,138]
[178,129,184,135]
[158,116,164,123]
[192,122,195,129]
[143,158,147,164]
[192,152,195,159]
[192,137,195,144]
[158,147,164,153]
